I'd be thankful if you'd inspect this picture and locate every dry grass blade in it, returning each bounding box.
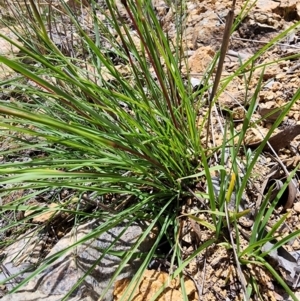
[224,201,250,301]
[224,172,249,301]
[206,0,236,147]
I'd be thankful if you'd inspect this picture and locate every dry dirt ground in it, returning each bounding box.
[1,0,300,301]
[156,1,300,300]
[154,1,300,300]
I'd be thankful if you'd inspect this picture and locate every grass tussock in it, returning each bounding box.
[0,0,300,300]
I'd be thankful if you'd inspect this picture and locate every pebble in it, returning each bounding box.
[293,202,300,213]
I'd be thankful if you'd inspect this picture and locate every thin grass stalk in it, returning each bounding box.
[205,0,236,148]
[120,0,179,129]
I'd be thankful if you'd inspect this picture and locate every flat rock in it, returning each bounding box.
[255,0,280,12]
[1,219,156,301]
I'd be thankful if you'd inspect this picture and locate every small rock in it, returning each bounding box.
[293,202,300,213]
[0,27,20,56]
[113,270,198,301]
[255,0,279,12]
[254,12,269,24]
[185,46,215,74]
[287,291,300,301]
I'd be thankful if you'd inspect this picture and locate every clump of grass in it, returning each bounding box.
[0,0,300,300]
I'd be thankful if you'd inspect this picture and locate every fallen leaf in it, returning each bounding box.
[263,177,296,212]
[247,124,300,152]
[258,104,285,122]
[32,203,60,223]
[262,242,300,288]
[283,180,297,211]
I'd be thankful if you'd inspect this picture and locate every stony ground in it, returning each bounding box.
[1,0,300,300]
